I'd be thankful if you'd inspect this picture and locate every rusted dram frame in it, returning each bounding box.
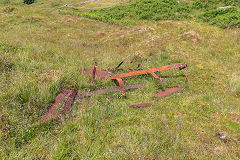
[111,63,187,96]
[40,89,77,123]
[128,103,152,108]
[76,83,146,100]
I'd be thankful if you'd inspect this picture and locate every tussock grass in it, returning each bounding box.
[229,73,240,97]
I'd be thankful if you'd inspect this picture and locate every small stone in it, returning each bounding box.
[183,30,201,43]
[215,133,230,143]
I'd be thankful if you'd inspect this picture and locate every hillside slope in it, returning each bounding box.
[0,0,240,159]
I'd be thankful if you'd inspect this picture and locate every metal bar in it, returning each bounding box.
[111,63,186,79]
[150,72,160,79]
[115,78,125,96]
[92,62,97,87]
[115,60,125,70]
[76,83,146,99]
[115,60,132,70]
[184,66,188,87]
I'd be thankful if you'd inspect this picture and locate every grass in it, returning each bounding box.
[198,7,240,28]
[60,0,240,28]
[0,0,240,159]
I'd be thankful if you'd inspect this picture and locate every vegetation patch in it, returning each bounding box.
[0,0,10,5]
[192,0,240,10]
[0,57,14,73]
[199,7,240,28]
[3,6,16,13]
[62,0,191,24]
[23,0,34,5]
[0,42,23,54]
[61,0,240,28]
[14,121,56,149]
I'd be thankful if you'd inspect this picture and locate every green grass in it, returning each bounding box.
[60,0,240,28]
[199,7,240,28]
[0,0,240,159]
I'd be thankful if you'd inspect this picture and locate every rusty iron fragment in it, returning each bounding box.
[114,59,132,70]
[114,59,142,72]
[155,85,182,98]
[80,68,112,80]
[92,62,97,87]
[76,83,146,100]
[128,103,152,108]
[137,63,141,68]
[40,89,77,123]
[115,78,125,96]
[115,60,125,70]
[184,66,188,87]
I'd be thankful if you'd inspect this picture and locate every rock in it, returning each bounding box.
[215,133,230,143]
[183,30,201,43]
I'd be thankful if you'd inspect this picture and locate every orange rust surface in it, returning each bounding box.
[155,87,181,98]
[80,68,112,80]
[111,63,185,79]
[150,72,160,79]
[115,78,125,96]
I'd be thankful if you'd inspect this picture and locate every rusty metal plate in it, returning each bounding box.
[40,89,77,123]
[80,68,112,80]
[155,87,181,98]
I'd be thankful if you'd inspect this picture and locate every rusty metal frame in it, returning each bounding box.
[111,63,187,96]
[41,62,188,123]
